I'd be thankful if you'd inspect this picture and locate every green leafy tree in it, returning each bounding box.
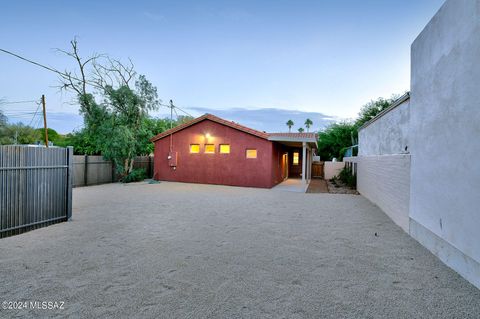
[0,122,41,145]
[286,119,294,132]
[355,95,399,128]
[317,121,356,161]
[0,109,7,127]
[304,118,313,132]
[35,128,63,145]
[58,39,160,179]
[298,127,305,133]
[66,129,101,155]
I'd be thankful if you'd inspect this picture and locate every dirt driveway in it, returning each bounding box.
[1,182,479,318]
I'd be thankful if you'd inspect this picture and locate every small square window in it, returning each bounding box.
[190,144,200,153]
[205,144,215,154]
[220,144,230,154]
[293,152,299,165]
[246,149,257,159]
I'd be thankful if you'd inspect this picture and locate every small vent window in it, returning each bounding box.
[190,144,200,153]
[220,144,230,154]
[246,149,257,159]
[205,144,215,154]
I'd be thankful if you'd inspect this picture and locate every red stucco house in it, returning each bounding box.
[150,114,317,188]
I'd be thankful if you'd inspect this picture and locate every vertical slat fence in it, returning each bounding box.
[72,155,153,187]
[0,145,72,238]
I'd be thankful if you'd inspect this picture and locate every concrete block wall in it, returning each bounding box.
[357,155,411,232]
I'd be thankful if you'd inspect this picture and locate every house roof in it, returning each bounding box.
[150,113,270,142]
[268,132,317,141]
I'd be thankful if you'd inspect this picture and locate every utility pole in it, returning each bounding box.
[41,94,49,147]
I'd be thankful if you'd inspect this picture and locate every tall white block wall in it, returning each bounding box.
[358,0,480,289]
[357,98,411,232]
[409,0,480,288]
[357,155,410,232]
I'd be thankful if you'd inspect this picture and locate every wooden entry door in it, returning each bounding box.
[281,153,288,180]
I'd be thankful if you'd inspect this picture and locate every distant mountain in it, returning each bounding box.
[186,107,337,133]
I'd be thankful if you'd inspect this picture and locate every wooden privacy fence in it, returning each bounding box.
[312,162,325,178]
[73,155,153,187]
[0,145,73,238]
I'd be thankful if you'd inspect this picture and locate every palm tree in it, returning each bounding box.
[298,127,305,133]
[304,118,313,132]
[286,120,294,132]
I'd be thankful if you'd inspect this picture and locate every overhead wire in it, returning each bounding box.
[0,100,38,105]
[27,101,42,127]
[0,48,102,89]
[1,48,194,126]
[159,102,193,118]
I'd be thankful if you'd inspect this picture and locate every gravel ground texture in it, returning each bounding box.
[0,181,479,318]
[327,179,360,195]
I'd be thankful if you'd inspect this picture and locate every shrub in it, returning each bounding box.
[338,167,357,189]
[121,168,146,183]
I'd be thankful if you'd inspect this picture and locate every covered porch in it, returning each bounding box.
[268,133,318,192]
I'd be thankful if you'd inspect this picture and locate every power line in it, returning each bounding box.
[1,48,193,120]
[28,102,42,127]
[0,48,101,89]
[159,102,193,118]
[0,48,70,79]
[0,100,38,105]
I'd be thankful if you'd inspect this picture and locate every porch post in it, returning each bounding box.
[302,142,307,184]
[308,147,312,181]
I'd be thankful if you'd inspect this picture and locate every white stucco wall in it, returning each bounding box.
[357,98,412,233]
[357,155,411,232]
[324,162,345,180]
[410,0,480,288]
[359,99,410,156]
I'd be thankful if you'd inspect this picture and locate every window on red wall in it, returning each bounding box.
[220,144,230,154]
[190,144,200,153]
[205,144,215,154]
[246,149,257,159]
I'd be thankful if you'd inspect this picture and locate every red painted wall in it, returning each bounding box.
[153,119,282,188]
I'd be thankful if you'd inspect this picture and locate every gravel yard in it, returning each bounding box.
[0,181,479,318]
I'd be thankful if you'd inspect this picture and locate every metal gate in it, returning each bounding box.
[0,145,73,238]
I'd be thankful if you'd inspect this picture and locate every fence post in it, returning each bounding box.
[111,160,115,182]
[148,156,152,178]
[67,147,73,221]
[84,154,88,186]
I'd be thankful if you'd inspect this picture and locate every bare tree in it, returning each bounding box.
[92,57,136,89]
[57,39,159,179]
[57,38,136,116]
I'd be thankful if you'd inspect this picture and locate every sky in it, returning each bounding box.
[0,0,445,133]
